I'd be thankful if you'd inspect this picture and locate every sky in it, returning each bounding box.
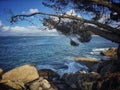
[0,0,62,36]
[1,0,118,36]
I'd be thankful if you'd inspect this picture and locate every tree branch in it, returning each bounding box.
[91,0,120,15]
[85,25,120,43]
[11,11,120,34]
[10,11,120,43]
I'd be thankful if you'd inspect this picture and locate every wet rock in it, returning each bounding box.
[2,64,39,84]
[0,80,25,90]
[92,72,120,90]
[97,58,120,75]
[51,79,72,90]
[101,48,117,58]
[0,68,3,79]
[62,71,100,90]
[38,69,60,81]
[75,57,100,71]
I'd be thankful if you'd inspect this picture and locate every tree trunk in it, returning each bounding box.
[85,25,120,43]
[117,44,120,61]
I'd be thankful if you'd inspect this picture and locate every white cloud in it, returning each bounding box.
[29,8,39,14]
[21,8,39,14]
[0,20,59,36]
[28,26,39,30]
[2,26,10,31]
[98,14,110,23]
[0,20,3,27]
[11,26,27,31]
[66,9,76,16]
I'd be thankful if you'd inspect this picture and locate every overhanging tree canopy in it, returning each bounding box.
[10,0,120,59]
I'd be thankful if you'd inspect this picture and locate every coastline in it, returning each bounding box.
[0,47,120,90]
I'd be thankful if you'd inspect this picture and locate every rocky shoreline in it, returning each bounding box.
[0,48,120,90]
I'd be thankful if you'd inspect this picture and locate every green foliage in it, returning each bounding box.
[43,17,92,43]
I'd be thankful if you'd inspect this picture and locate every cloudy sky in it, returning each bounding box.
[0,0,80,36]
[0,0,62,36]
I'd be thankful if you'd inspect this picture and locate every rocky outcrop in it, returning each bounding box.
[62,71,101,90]
[38,69,60,81]
[93,72,120,90]
[75,57,100,71]
[28,77,57,90]
[101,48,117,58]
[97,60,114,75]
[2,64,39,84]
[0,60,119,90]
[0,65,60,90]
[0,80,25,90]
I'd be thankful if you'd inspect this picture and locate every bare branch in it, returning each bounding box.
[10,11,120,35]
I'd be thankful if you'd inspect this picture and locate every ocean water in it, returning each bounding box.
[0,36,118,75]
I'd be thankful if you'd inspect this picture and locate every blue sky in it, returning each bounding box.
[0,0,100,36]
[1,0,118,36]
[0,0,60,36]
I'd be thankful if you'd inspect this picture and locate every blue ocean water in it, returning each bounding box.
[0,36,118,75]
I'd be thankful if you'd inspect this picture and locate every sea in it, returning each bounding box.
[0,36,118,76]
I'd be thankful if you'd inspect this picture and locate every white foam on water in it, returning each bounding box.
[90,48,109,55]
[57,61,88,76]
[36,61,88,76]
[92,48,109,52]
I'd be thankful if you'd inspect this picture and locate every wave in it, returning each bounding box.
[90,48,109,55]
[57,61,88,76]
[36,61,88,76]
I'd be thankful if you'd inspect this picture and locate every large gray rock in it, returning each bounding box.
[2,64,39,84]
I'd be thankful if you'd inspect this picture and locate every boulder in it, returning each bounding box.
[0,68,3,79]
[2,64,39,84]
[28,77,58,90]
[0,80,24,90]
[101,48,117,58]
[38,69,60,81]
[75,57,100,71]
[29,77,43,90]
[40,79,51,89]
